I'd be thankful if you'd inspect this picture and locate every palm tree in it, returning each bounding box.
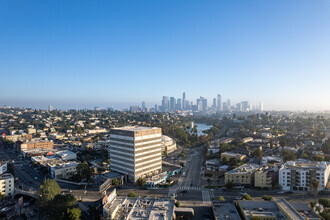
[310,178,320,203]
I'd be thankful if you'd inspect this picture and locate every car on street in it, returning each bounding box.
[30,212,36,217]
[34,177,38,180]
[23,203,29,207]
[0,207,11,212]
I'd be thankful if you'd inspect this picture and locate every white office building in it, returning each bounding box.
[109,127,162,182]
[279,161,330,192]
[0,172,14,197]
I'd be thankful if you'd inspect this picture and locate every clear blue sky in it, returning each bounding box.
[1,0,329,111]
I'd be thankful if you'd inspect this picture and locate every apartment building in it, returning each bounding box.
[17,140,53,151]
[254,166,278,189]
[0,173,14,197]
[225,163,260,185]
[279,161,330,191]
[109,127,162,182]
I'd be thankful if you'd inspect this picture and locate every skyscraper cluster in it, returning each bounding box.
[130,93,263,113]
[159,93,263,113]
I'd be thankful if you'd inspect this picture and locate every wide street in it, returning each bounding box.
[0,145,83,191]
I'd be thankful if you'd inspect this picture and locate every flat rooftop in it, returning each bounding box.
[213,203,240,220]
[111,126,158,131]
[222,152,245,157]
[226,163,260,175]
[0,173,14,180]
[104,197,175,220]
[238,200,286,220]
[283,161,329,170]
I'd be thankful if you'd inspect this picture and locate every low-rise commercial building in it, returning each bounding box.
[1,134,32,142]
[237,199,304,220]
[55,150,77,161]
[225,163,261,185]
[279,161,330,191]
[48,160,78,180]
[0,172,14,197]
[17,140,53,151]
[212,202,240,220]
[103,189,175,220]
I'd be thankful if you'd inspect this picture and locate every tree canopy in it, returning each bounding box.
[60,207,81,220]
[136,177,146,187]
[76,161,94,182]
[37,179,61,208]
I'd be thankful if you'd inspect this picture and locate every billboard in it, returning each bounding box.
[18,197,23,207]
[99,178,112,193]
[0,163,7,175]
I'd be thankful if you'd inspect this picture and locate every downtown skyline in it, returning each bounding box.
[1,1,330,111]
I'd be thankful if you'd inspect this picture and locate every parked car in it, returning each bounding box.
[0,207,11,212]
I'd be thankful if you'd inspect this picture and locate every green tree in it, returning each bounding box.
[302,153,309,159]
[221,156,229,165]
[127,192,136,197]
[225,181,235,189]
[60,207,81,220]
[76,161,94,182]
[279,136,288,148]
[2,139,15,148]
[228,158,238,167]
[136,177,146,187]
[37,179,61,208]
[252,149,263,162]
[281,149,296,162]
[48,194,77,219]
[112,179,120,188]
[218,196,226,202]
[262,195,273,201]
[311,178,320,203]
[242,194,252,200]
[175,201,181,207]
[322,140,330,154]
[319,198,330,208]
[312,154,324,161]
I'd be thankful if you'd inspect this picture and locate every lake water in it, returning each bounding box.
[194,123,212,136]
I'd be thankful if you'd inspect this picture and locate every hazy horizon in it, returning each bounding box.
[1,1,330,111]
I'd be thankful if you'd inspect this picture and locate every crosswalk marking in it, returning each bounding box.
[202,190,211,204]
[177,186,201,191]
